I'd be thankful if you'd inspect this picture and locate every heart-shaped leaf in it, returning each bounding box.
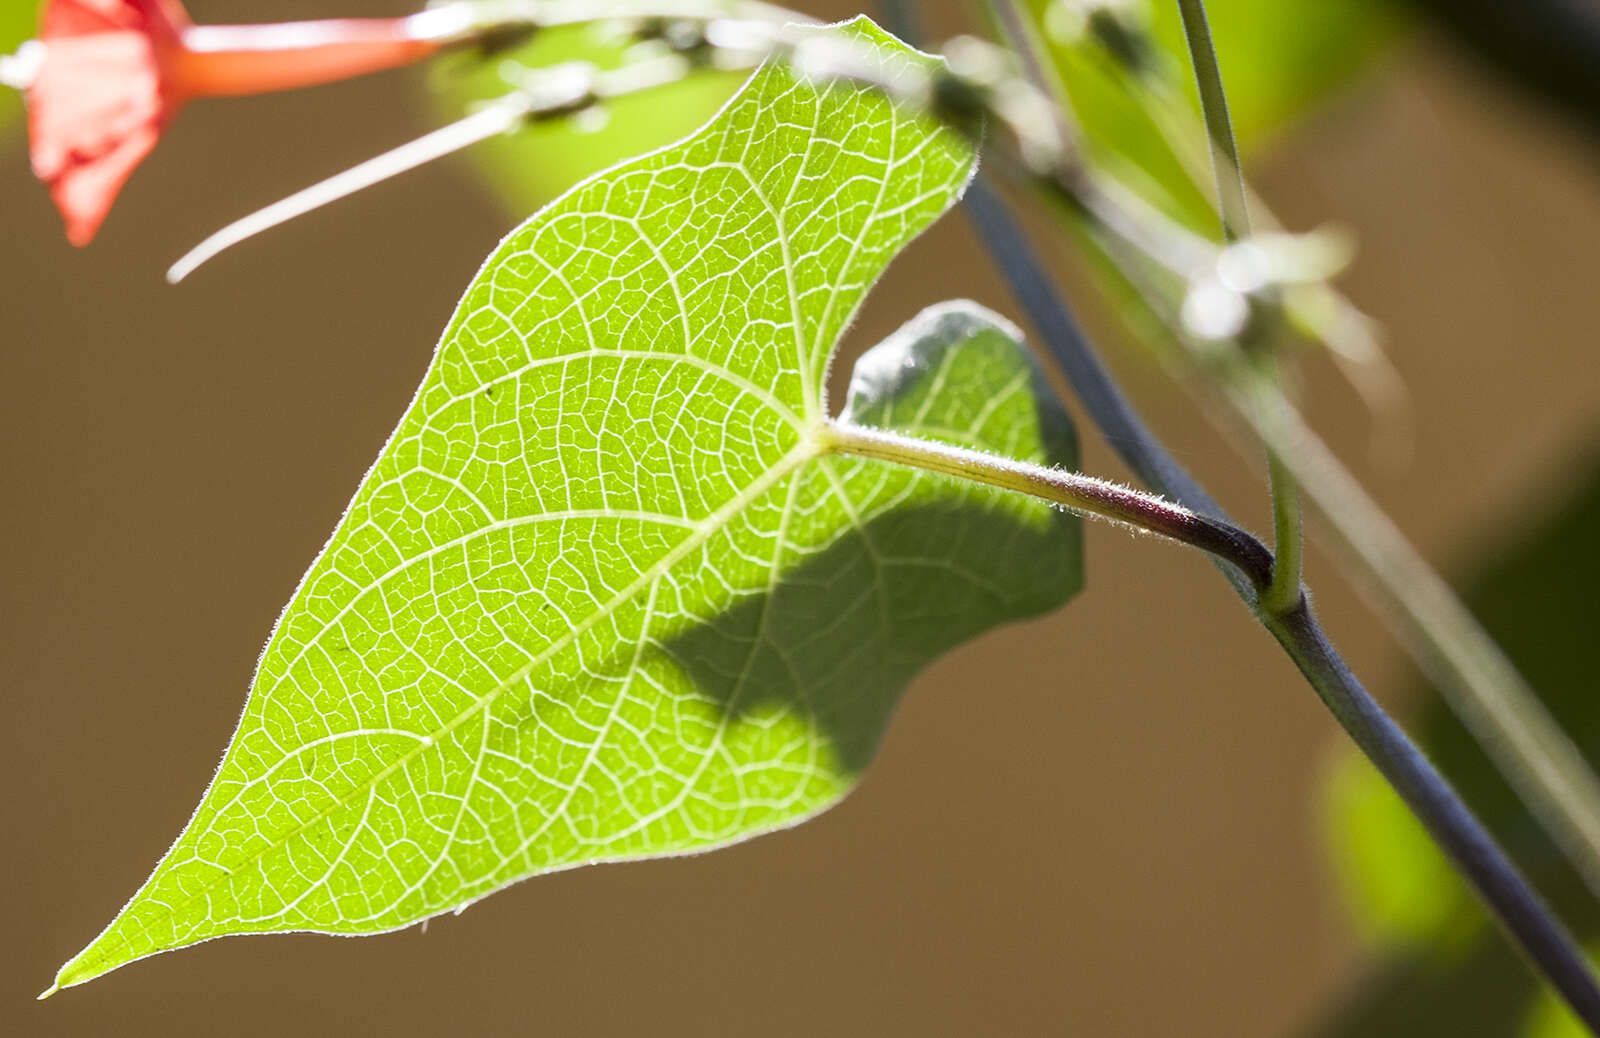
[52,20,1082,992]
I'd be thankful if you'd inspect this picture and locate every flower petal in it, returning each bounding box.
[28,27,176,243]
[49,121,161,245]
[42,0,188,38]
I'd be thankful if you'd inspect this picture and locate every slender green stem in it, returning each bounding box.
[1259,384,1305,616]
[1172,0,1249,243]
[826,415,1600,1033]
[1099,26,1413,450]
[1170,0,1303,615]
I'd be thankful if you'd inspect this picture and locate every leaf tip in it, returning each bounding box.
[44,938,116,998]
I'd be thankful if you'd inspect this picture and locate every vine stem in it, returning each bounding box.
[875,9,1600,1019]
[1259,601,1600,1033]
[822,416,1600,1032]
[1258,375,1304,615]
[961,138,1600,1037]
[1227,368,1600,908]
[1168,0,1302,617]
[970,0,1600,914]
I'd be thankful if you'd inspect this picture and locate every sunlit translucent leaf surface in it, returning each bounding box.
[53,21,1084,992]
[1317,458,1600,1036]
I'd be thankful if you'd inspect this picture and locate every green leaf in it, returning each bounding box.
[431,24,740,212]
[53,21,1083,992]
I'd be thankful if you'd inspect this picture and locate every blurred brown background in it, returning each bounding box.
[3,2,1596,1035]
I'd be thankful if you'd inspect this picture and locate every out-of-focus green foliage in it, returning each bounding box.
[0,4,29,54]
[1027,0,1399,232]
[1,2,34,129]
[1323,748,1475,950]
[1143,0,1400,146]
[1318,452,1600,1036]
[432,24,739,213]
[1523,952,1600,1038]
[1028,0,1210,230]
[440,1,1400,229]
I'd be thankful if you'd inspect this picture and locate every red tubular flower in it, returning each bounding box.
[27,0,458,245]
